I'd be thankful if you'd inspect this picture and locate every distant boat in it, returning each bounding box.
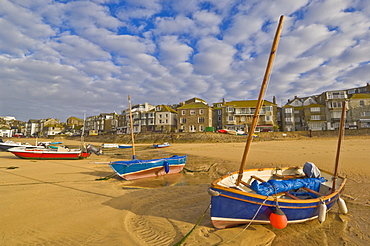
[8,146,91,160]
[118,144,133,149]
[0,139,41,152]
[101,143,132,149]
[153,142,170,148]
[109,96,186,180]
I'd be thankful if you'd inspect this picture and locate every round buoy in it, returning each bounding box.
[163,161,170,173]
[270,206,288,229]
[338,197,348,215]
[318,201,327,223]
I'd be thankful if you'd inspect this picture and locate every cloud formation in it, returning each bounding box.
[0,0,369,121]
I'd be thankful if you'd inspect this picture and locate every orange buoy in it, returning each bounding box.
[270,206,288,229]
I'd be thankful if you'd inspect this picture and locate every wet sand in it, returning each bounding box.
[0,137,369,245]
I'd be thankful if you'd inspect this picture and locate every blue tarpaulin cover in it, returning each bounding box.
[250,177,326,196]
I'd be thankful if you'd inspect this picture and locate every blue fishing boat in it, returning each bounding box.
[208,16,347,229]
[109,96,186,180]
[153,142,170,148]
[110,155,186,180]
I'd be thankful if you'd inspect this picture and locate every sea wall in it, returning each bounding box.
[68,128,370,144]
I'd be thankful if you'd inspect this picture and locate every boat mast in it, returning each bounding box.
[80,113,86,149]
[332,101,346,192]
[128,95,136,159]
[236,15,284,186]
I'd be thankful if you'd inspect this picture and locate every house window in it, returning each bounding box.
[294,117,300,122]
[311,107,320,112]
[199,109,204,114]
[190,110,195,115]
[362,111,370,116]
[159,114,162,118]
[360,100,364,106]
[228,116,235,121]
[311,115,321,120]
[265,106,272,112]
[265,116,272,121]
[227,107,234,112]
[217,110,221,115]
[285,117,292,122]
[198,117,205,123]
[182,110,185,115]
[285,108,292,113]
[199,125,204,132]
[180,118,186,124]
[189,125,196,132]
[218,116,221,121]
[329,101,342,108]
[156,106,161,111]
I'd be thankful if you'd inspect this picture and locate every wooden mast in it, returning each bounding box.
[236,15,284,186]
[128,95,136,160]
[332,101,346,192]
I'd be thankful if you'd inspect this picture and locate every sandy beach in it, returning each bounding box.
[1,136,369,245]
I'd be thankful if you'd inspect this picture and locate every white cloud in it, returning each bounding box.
[158,36,193,66]
[1,0,370,121]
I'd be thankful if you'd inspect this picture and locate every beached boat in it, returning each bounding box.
[8,146,90,160]
[109,96,186,180]
[153,142,170,148]
[110,155,187,180]
[209,164,346,229]
[208,15,347,229]
[101,143,133,149]
[118,144,133,149]
[0,139,41,151]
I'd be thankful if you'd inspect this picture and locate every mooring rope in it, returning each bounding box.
[173,202,211,246]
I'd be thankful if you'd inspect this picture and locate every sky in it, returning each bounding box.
[1,0,370,122]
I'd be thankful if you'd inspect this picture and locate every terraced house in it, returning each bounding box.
[151,105,178,133]
[177,98,212,133]
[218,99,278,132]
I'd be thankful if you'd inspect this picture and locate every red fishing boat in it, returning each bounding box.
[8,146,91,160]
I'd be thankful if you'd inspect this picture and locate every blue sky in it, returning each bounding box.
[1,0,369,122]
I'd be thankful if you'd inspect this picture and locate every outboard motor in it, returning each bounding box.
[86,144,102,155]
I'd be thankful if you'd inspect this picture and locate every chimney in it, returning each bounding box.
[273,96,277,104]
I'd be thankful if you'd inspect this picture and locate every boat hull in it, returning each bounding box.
[209,167,346,229]
[110,155,186,180]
